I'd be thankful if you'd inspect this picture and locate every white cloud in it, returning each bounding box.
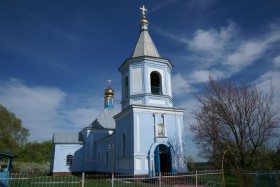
[255,52,280,103]
[62,107,101,129]
[256,71,280,95]
[223,25,280,73]
[160,21,280,125]
[0,78,103,141]
[158,21,280,161]
[188,70,210,83]
[224,41,266,73]
[0,78,66,141]
[158,21,280,81]
[189,29,222,52]
[188,21,237,56]
[273,55,280,68]
[189,22,280,76]
[255,71,280,110]
[172,73,196,97]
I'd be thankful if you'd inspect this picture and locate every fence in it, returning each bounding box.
[0,170,222,187]
[241,170,280,187]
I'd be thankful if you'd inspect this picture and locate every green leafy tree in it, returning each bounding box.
[0,104,29,154]
[18,141,52,163]
[187,156,195,171]
[261,147,280,170]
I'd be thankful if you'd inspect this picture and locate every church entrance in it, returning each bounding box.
[154,144,172,173]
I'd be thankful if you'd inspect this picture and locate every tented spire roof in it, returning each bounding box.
[131,30,160,58]
[131,5,160,58]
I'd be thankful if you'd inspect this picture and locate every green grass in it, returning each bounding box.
[11,173,279,187]
[224,173,280,187]
[224,175,239,187]
[9,176,160,187]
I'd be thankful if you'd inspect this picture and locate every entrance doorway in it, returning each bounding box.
[154,144,172,173]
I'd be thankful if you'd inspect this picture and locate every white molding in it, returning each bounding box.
[136,114,141,153]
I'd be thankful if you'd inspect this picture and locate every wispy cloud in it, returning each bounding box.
[157,20,280,135]
[188,21,237,57]
[149,0,180,13]
[255,53,280,108]
[172,73,196,97]
[0,41,76,74]
[223,26,280,74]
[273,55,280,68]
[184,0,217,11]
[0,78,66,141]
[157,21,280,85]
[0,78,102,141]
[42,22,89,46]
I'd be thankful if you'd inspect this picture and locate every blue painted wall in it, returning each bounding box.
[51,144,84,173]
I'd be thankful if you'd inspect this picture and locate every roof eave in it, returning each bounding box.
[118,56,173,72]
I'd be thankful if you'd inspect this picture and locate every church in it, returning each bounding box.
[50,6,186,175]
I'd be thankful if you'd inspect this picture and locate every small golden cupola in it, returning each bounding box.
[104,79,114,108]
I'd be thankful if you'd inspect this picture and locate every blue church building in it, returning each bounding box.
[50,6,186,175]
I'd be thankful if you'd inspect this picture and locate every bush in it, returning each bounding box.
[11,162,50,173]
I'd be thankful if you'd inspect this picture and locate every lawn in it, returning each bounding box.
[224,175,239,187]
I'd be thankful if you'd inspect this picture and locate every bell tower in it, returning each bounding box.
[115,6,186,175]
[119,5,173,110]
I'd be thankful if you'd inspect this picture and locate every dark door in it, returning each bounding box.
[154,144,172,173]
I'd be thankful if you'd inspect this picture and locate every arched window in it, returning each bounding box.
[150,71,162,95]
[124,76,129,98]
[66,154,73,166]
[105,151,109,165]
[122,133,126,156]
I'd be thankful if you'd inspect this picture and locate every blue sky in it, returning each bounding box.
[0,0,280,160]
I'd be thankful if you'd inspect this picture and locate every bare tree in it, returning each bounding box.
[191,77,280,169]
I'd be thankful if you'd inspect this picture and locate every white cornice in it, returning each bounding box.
[114,104,185,120]
[118,56,173,72]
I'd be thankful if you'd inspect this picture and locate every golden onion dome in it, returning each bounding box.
[104,87,114,97]
[140,18,148,25]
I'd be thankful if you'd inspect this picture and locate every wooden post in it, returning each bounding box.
[111,173,114,187]
[195,170,198,187]
[81,172,85,187]
[159,172,161,187]
[222,150,230,187]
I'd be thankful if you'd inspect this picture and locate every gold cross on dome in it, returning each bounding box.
[140,5,148,18]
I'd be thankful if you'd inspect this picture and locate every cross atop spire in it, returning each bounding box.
[107,79,111,87]
[131,5,160,57]
[140,5,148,18]
[139,5,149,31]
